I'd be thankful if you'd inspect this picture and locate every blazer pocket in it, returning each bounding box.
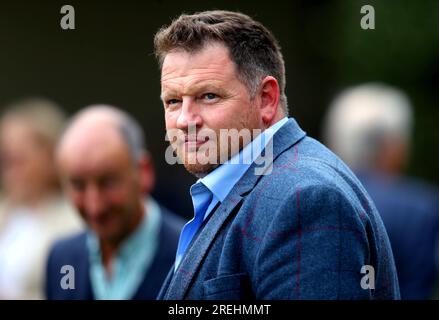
[203,273,252,300]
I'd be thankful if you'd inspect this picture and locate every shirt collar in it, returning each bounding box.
[86,198,162,299]
[87,197,161,271]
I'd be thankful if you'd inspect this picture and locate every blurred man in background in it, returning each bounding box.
[0,98,82,299]
[324,83,439,299]
[45,105,184,300]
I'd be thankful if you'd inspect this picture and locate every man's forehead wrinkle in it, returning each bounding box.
[161,45,234,80]
[162,74,227,87]
[160,46,240,100]
[161,65,232,87]
[161,65,233,82]
[161,78,227,98]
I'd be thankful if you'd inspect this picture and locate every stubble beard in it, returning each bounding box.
[173,112,260,178]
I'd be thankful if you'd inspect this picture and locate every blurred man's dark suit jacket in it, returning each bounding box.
[359,172,439,299]
[45,207,183,300]
[157,118,400,300]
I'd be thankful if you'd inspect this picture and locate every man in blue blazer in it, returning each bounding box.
[154,10,400,299]
[45,105,184,300]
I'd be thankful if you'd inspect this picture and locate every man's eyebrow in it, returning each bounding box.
[160,90,179,101]
[161,82,224,100]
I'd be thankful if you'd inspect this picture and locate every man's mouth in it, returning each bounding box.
[184,136,209,149]
[89,213,112,227]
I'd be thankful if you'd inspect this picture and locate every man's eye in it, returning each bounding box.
[166,99,181,106]
[70,180,85,192]
[100,177,119,189]
[202,93,218,101]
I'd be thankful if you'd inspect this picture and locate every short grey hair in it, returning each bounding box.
[116,110,147,163]
[66,105,147,164]
[323,83,413,170]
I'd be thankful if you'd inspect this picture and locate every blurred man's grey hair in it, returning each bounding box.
[323,83,413,171]
[63,105,147,164]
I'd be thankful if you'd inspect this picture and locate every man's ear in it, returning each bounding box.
[257,76,281,127]
[137,153,155,195]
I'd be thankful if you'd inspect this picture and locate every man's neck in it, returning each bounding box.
[99,202,146,276]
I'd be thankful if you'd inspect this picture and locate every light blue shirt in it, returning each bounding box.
[87,198,161,300]
[175,117,288,269]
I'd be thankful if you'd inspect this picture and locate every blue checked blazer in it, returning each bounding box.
[157,118,400,300]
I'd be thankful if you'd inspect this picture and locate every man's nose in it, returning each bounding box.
[83,186,106,218]
[176,97,203,131]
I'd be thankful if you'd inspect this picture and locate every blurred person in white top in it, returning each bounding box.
[0,98,82,299]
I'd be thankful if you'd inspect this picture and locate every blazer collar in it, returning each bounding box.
[164,118,306,299]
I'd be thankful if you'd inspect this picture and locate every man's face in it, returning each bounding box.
[58,128,144,245]
[161,43,263,177]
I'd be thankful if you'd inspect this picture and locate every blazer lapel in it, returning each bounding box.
[164,118,306,299]
[164,181,251,299]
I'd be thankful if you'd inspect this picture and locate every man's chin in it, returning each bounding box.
[98,231,125,246]
[90,223,120,243]
[183,162,219,178]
